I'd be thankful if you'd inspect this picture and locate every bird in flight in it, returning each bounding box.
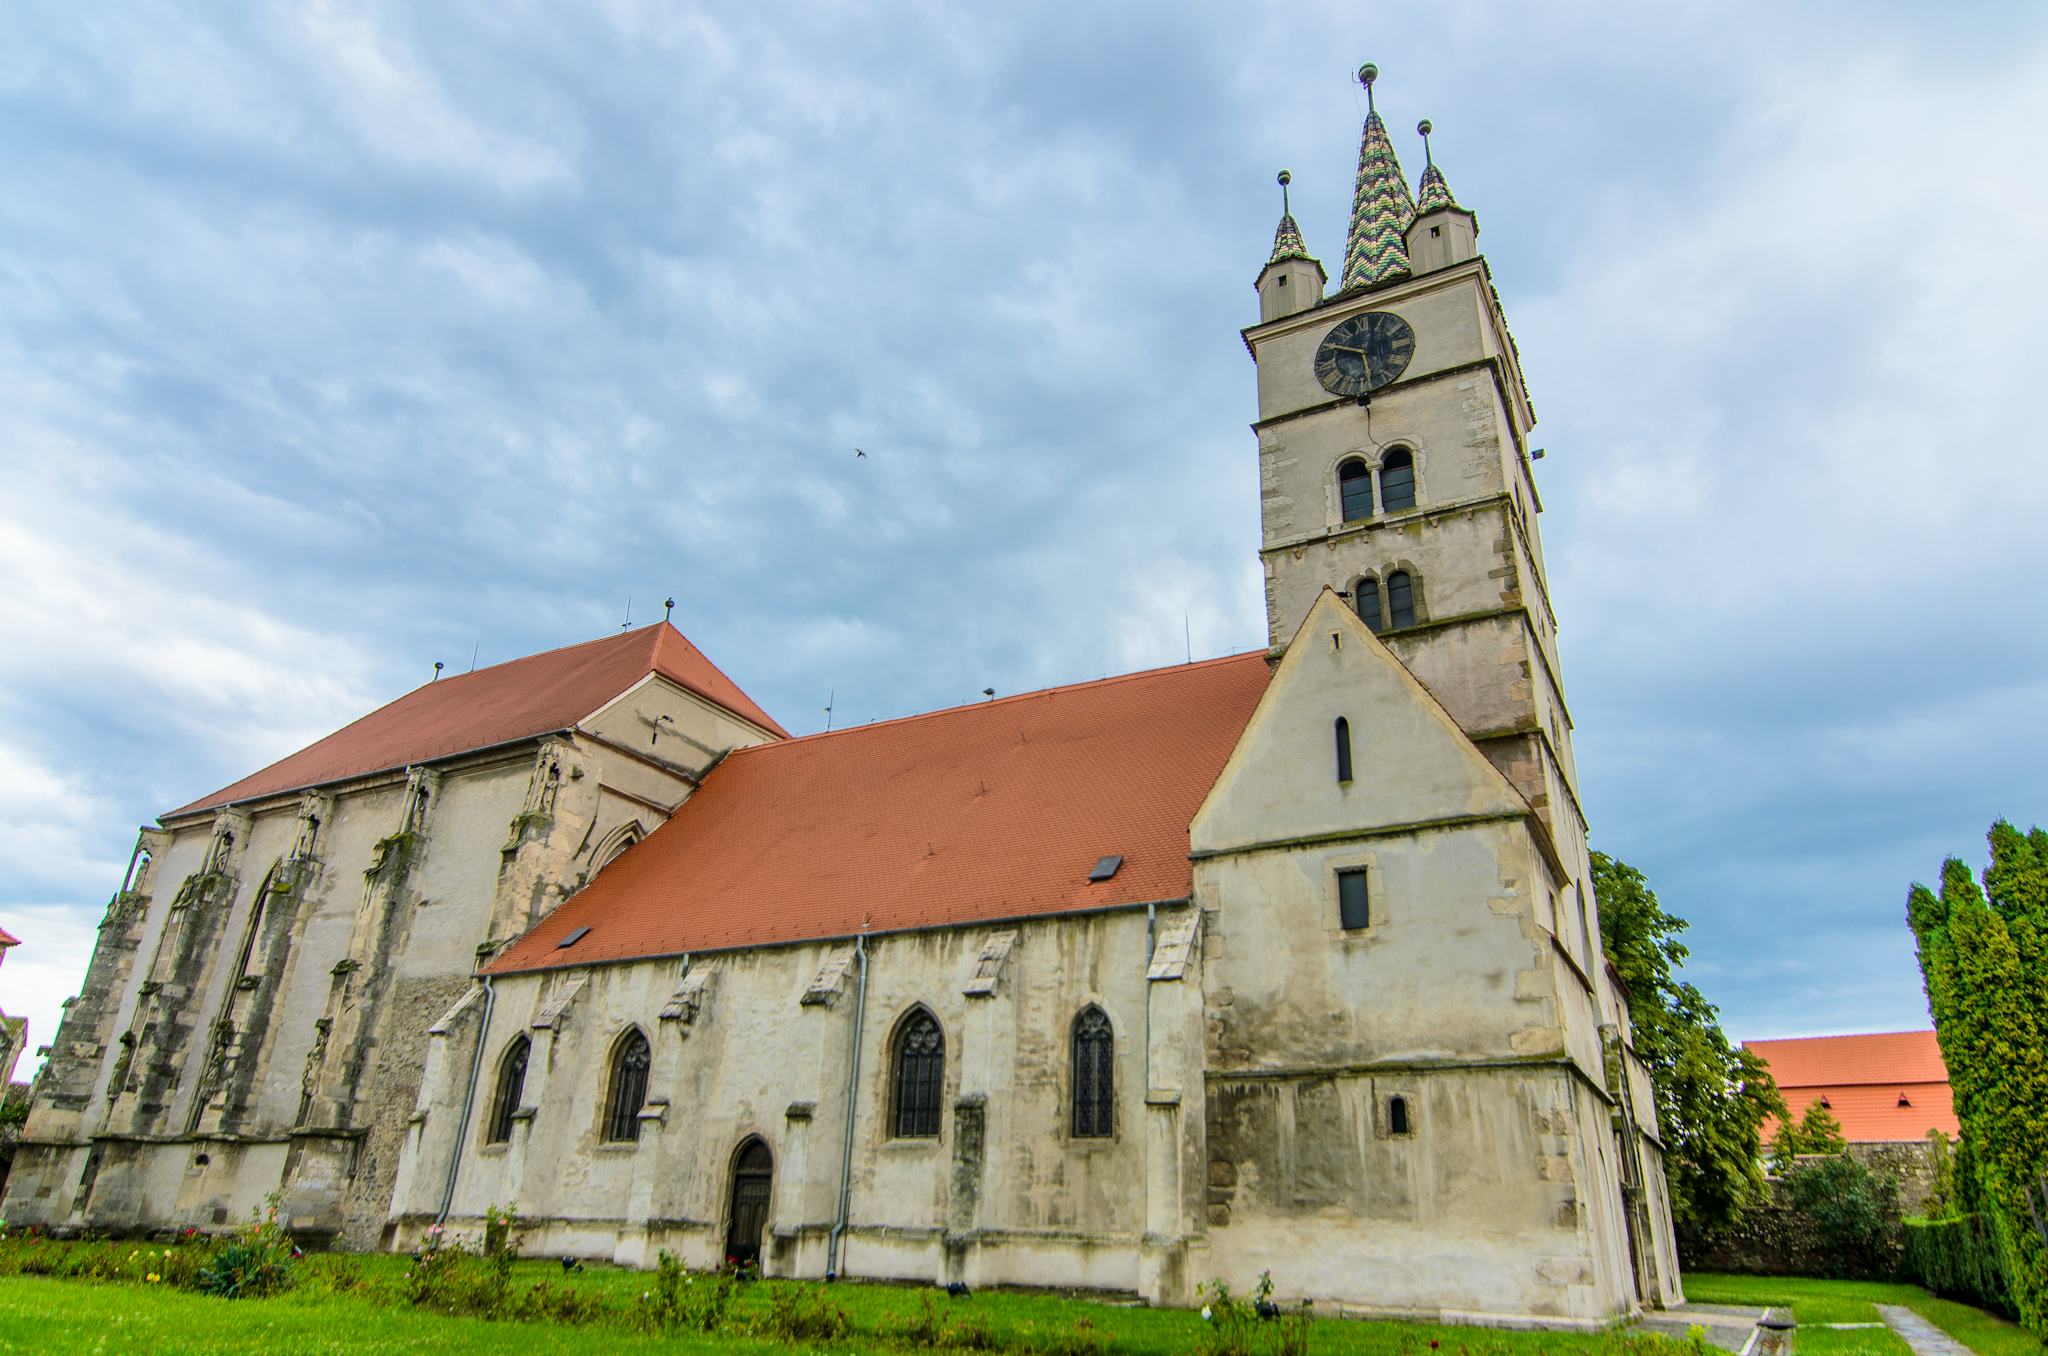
[854,447,867,459]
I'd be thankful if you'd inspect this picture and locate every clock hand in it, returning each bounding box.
[1324,344,1373,357]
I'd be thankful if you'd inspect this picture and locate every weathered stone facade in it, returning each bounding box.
[6,66,1683,1328]
[3,667,777,1247]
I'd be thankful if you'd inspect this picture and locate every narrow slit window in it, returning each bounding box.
[1380,449,1416,511]
[1355,578,1384,633]
[1338,459,1373,522]
[1334,717,1353,783]
[602,1029,651,1142]
[1071,1007,1114,1138]
[1389,1095,1411,1135]
[892,1010,945,1138]
[1386,570,1416,629]
[487,1035,529,1144]
[1337,867,1370,930]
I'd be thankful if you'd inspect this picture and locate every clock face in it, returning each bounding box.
[1314,311,1416,397]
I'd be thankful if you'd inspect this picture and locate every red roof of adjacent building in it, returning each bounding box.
[170,623,785,818]
[0,926,17,948]
[485,651,1275,975]
[1746,1030,1959,1143]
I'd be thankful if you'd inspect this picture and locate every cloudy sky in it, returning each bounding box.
[3,2,2044,1076]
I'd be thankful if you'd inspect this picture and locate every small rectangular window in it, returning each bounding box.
[1337,868,1370,931]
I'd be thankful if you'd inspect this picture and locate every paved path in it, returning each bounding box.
[1877,1304,1975,1356]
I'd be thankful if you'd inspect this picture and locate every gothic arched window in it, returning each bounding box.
[1338,459,1373,522]
[1071,1006,1114,1138]
[891,1009,945,1138]
[602,1028,651,1143]
[1354,577,1385,633]
[1380,448,1416,511]
[487,1035,529,1144]
[1334,717,1354,783]
[1386,570,1416,629]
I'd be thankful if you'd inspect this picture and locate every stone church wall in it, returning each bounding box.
[399,907,1179,1295]
[2,716,709,1243]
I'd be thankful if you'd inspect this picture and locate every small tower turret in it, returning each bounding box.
[1339,64,1417,291]
[1404,119,1477,274]
[1256,170,1327,322]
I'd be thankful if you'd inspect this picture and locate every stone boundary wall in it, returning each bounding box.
[1681,1142,1938,1278]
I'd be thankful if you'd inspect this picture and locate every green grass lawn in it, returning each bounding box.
[1684,1273,2044,1356]
[0,1244,1710,1356]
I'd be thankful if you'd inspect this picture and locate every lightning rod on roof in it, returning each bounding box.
[824,688,835,733]
[621,591,632,631]
[469,642,479,673]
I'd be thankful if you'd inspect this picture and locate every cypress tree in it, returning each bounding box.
[1906,821,2048,1337]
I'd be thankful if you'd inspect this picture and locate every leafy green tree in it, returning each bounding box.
[1785,1152,1904,1279]
[1765,1101,1843,1176]
[1796,1100,1846,1155]
[1593,851,1783,1237]
[1906,820,2048,1338]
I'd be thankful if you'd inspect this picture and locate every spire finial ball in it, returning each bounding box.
[1417,119,1432,137]
[1358,63,1378,88]
[1277,169,1292,187]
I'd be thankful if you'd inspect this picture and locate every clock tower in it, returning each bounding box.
[1246,65,1593,935]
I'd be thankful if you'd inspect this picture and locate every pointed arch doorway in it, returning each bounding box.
[725,1137,773,1267]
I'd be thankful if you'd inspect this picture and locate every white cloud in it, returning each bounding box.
[0,1,2043,1056]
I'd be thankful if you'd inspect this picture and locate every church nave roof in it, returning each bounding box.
[484,650,1273,974]
[168,621,786,817]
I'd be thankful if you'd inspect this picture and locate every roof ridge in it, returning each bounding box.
[727,650,1269,755]
[647,625,787,736]
[437,621,667,688]
[1747,1029,1937,1044]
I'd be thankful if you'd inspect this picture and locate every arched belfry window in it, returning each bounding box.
[602,1029,651,1142]
[1354,577,1384,633]
[1338,459,1373,523]
[892,1009,945,1138]
[1380,448,1416,511]
[1334,717,1354,783]
[1386,570,1416,629]
[487,1035,529,1144]
[1071,1006,1114,1138]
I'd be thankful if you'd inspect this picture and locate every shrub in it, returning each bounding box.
[1784,1152,1902,1278]
[1903,1213,2016,1319]
[760,1282,849,1343]
[1028,1317,1112,1356]
[1197,1277,1257,1356]
[639,1249,734,1334]
[881,1290,997,1350]
[194,1196,296,1298]
[402,1223,509,1316]
[1198,1272,1309,1356]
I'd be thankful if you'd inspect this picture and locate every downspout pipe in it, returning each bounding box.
[826,934,869,1280]
[437,976,495,1225]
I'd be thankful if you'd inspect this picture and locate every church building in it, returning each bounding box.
[4,66,1682,1325]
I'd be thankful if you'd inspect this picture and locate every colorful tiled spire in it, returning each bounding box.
[1267,169,1315,265]
[1340,64,1416,292]
[1413,119,1458,214]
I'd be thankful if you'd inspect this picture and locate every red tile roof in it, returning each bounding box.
[486,651,1275,975]
[170,623,785,818]
[1746,1031,1959,1143]
[0,925,17,948]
